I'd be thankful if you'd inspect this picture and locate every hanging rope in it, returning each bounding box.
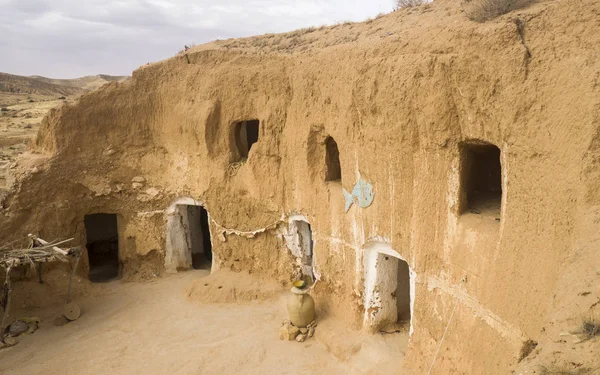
[426,301,458,375]
[226,159,246,177]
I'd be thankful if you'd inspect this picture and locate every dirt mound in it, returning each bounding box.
[186,270,285,303]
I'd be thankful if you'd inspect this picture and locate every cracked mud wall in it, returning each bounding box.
[0,0,599,373]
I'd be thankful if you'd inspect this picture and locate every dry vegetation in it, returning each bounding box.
[581,316,600,340]
[396,0,427,8]
[220,23,364,53]
[536,314,600,375]
[463,0,536,22]
[539,365,596,375]
[208,0,537,56]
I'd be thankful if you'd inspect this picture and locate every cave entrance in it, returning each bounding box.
[188,205,213,270]
[363,243,414,334]
[232,119,259,160]
[459,142,502,216]
[84,213,119,282]
[165,199,213,272]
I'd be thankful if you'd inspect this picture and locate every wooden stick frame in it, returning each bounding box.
[0,236,82,345]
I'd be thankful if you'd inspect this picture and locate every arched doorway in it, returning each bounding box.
[363,242,415,335]
[165,198,213,273]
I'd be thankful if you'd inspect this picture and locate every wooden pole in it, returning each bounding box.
[0,261,14,344]
[67,251,81,304]
[27,234,70,256]
[37,263,43,284]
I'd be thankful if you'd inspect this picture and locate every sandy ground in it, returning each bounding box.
[0,271,409,375]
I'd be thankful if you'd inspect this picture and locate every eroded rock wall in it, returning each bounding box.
[1,0,599,373]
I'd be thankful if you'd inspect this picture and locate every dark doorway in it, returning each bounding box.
[187,206,212,270]
[84,214,119,282]
[325,136,341,182]
[233,119,259,160]
[460,142,502,215]
[396,259,411,323]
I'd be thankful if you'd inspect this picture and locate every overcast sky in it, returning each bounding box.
[0,0,395,78]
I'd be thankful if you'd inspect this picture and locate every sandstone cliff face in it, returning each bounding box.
[2,0,600,373]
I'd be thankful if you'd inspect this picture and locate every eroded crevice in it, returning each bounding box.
[514,18,532,78]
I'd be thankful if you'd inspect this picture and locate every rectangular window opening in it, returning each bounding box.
[233,119,259,160]
[460,142,502,216]
[325,136,341,182]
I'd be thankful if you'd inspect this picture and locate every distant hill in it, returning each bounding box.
[0,73,129,100]
[0,73,85,97]
[28,74,129,92]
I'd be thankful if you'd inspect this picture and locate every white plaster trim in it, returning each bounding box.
[282,215,319,282]
[166,197,206,215]
[211,212,286,238]
[288,214,309,223]
[363,241,416,336]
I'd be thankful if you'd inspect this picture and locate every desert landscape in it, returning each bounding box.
[1,0,599,374]
[0,73,128,200]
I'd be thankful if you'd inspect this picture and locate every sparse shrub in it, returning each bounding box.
[539,365,595,375]
[582,317,600,339]
[570,309,600,341]
[28,99,34,103]
[1,107,8,112]
[58,96,66,100]
[287,27,317,38]
[396,0,427,8]
[463,0,536,22]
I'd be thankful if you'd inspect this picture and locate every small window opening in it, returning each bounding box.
[84,214,119,282]
[325,136,341,182]
[185,205,213,270]
[460,142,502,216]
[233,119,259,160]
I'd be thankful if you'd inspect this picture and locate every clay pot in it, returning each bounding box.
[286,287,315,328]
